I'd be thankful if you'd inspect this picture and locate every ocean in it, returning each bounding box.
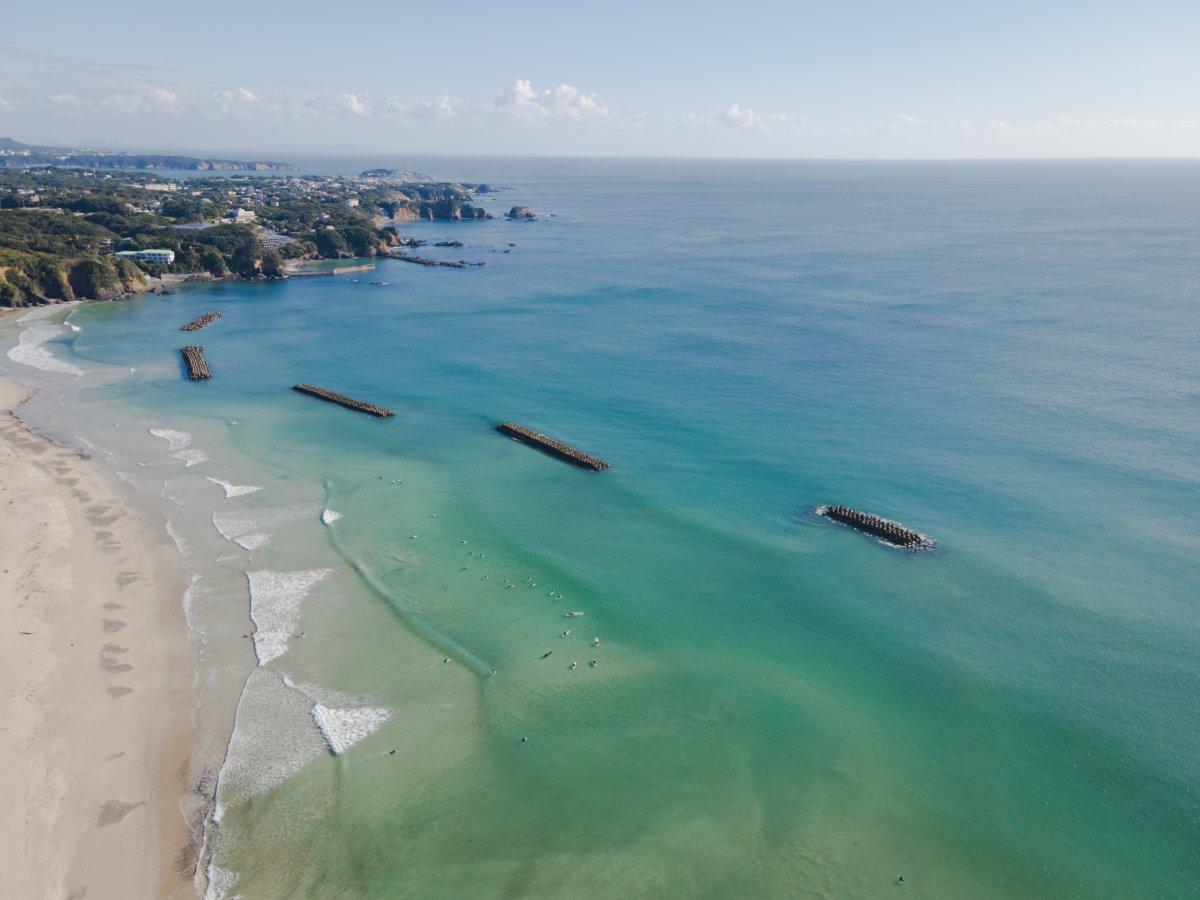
[3,157,1198,898]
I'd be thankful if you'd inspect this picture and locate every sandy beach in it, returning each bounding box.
[0,374,196,898]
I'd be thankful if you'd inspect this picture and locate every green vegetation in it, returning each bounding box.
[0,167,491,306]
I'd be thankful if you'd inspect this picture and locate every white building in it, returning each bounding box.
[224,207,257,223]
[116,249,176,265]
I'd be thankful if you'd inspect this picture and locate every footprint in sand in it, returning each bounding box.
[106,686,134,699]
[102,619,127,633]
[97,800,141,826]
[100,644,131,674]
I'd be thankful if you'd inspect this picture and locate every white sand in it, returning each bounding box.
[0,377,196,898]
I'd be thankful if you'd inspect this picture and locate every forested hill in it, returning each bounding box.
[0,167,494,305]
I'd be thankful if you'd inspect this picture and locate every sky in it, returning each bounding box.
[3,0,1200,158]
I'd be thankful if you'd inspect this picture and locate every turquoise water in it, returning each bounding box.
[5,159,1200,897]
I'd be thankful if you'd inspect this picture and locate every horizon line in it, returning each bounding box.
[7,135,1200,166]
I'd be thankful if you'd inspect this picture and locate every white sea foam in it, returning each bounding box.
[311,703,392,755]
[247,568,331,665]
[6,318,83,375]
[213,668,325,818]
[282,675,364,707]
[321,508,342,525]
[204,863,239,900]
[207,477,263,499]
[181,573,202,623]
[19,303,79,322]
[149,427,191,451]
[212,503,319,550]
[149,427,208,466]
[161,474,204,504]
[165,520,189,552]
[175,448,209,466]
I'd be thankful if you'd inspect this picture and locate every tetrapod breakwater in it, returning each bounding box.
[495,423,608,471]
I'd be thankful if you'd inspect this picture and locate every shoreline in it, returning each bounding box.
[0,374,198,898]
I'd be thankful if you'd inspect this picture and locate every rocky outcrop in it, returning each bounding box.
[382,198,490,221]
[506,206,537,220]
[422,200,490,220]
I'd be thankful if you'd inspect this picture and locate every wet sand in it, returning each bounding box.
[0,376,197,898]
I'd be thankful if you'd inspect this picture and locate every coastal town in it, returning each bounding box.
[0,147,525,305]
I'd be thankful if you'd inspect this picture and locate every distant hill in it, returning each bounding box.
[0,137,294,171]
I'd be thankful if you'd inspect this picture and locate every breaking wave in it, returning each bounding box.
[311,703,392,755]
[207,477,263,499]
[246,568,332,666]
[211,668,326,819]
[149,427,209,467]
[6,313,83,376]
[211,503,319,550]
[203,863,238,900]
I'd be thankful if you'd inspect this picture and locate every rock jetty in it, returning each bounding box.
[292,384,394,418]
[818,505,931,549]
[392,253,484,269]
[495,423,608,471]
[181,311,223,332]
[180,346,211,380]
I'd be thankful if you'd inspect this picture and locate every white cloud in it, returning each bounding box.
[8,65,1200,158]
[98,88,179,115]
[493,79,609,124]
[681,103,805,133]
[874,113,1200,137]
[312,92,371,118]
[1033,114,1200,134]
[199,87,261,119]
[379,94,462,123]
[48,92,84,110]
[880,113,933,131]
[720,103,760,130]
[8,78,613,128]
